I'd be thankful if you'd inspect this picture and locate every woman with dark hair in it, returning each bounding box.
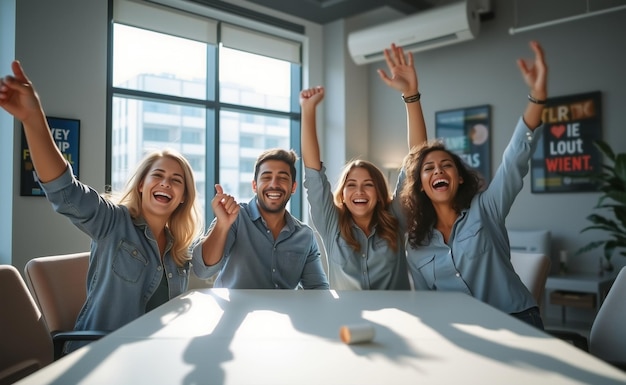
[401,41,548,329]
[300,43,426,290]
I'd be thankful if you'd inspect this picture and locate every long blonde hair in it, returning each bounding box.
[333,160,399,252]
[113,149,203,266]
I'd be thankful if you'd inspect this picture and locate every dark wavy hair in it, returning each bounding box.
[401,140,483,249]
[333,160,399,252]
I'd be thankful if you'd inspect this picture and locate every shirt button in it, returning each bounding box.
[361,254,365,258]
[274,284,278,288]
[455,273,461,277]
[526,132,533,141]
[272,268,276,272]
[168,273,173,278]
[157,266,162,271]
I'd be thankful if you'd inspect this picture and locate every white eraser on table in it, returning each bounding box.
[340,324,375,344]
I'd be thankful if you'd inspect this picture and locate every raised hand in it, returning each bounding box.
[517,41,547,100]
[299,86,324,110]
[211,184,240,227]
[0,61,44,124]
[377,43,418,96]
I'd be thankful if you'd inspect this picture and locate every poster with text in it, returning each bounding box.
[531,91,602,193]
[435,105,491,184]
[20,117,80,196]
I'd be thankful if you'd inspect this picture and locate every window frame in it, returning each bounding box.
[107,1,304,223]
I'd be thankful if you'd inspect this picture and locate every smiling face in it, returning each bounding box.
[252,159,296,214]
[420,150,463,206]
[341,167,378,222]
[138,157,186,220]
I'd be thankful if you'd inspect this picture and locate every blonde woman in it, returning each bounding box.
[0,61,215,352]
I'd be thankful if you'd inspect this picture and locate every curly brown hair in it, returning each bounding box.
[401,141,483,249]
[333,160,399,252]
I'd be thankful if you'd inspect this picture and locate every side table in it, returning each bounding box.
[544,271,618,324]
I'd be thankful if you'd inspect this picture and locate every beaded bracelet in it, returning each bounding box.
[402,93,421,103]
[528,94,547,104]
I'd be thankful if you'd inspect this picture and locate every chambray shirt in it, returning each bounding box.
[406,117,542,314]
[201,198,329,289]
[40,166,213,352]
[303,166,410,290]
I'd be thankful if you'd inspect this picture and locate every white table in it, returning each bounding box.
[16,289,626,385]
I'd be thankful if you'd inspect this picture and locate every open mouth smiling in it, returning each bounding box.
[154,191,172,203]
[265,191,284,200]
[432,179,449,190]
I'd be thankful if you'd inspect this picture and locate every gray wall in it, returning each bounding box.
[3,0,626,279]
[3,0,108,273]
[363,0,626,274]
[2,0,324,273]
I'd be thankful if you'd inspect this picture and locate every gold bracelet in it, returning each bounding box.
[528,94,547,104]
[402,93,421,103]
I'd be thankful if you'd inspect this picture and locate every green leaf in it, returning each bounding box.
[575,240,605,255]
[615,153,626,184]
[594,140,616,161]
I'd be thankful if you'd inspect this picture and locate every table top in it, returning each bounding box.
[546,271,619,291]
[17,289,626,385]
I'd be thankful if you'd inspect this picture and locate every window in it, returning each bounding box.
[111,0,303,220]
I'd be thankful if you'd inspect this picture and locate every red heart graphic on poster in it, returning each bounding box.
[551,125,566,139]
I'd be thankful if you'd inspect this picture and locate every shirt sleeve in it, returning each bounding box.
[303,165,340,240]
[40,164,125,240]
[478,116,544,221]
[391,168,408,232]
[299,231,330,289]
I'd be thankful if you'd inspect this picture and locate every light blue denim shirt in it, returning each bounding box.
[40,166,212,351]
[303,166,410,290]
[406,117,543,314]
[200,198,329,289]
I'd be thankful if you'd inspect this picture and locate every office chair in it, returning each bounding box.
[510,251,551,306]
[24,252,90,335]
[23,252,107,360]
[0,265,53,384]
[547,266,626,371]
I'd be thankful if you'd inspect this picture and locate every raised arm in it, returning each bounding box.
[377,44,427,150]
[0,61,67,182]
[517,41,547,130]
[299,86,325,171]
[201,184,240,266]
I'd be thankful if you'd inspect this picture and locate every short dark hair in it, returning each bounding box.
[253,148,298,183]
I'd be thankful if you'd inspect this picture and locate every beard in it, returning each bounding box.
[256,188,291,214]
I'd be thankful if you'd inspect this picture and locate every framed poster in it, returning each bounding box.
[531,91,602,193]
[435,105,491,183]
[20,117,80,196]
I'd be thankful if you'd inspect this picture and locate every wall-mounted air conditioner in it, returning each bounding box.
[347,0,481,65]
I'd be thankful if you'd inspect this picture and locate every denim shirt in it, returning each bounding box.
[406,117,543,314]
[40,166,211,351]
[303,166,410,290]
[200,198,329,289]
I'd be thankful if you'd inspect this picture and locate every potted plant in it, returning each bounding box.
[577,140,626,271]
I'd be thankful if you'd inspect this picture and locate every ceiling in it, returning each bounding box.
[243,0,445,24]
